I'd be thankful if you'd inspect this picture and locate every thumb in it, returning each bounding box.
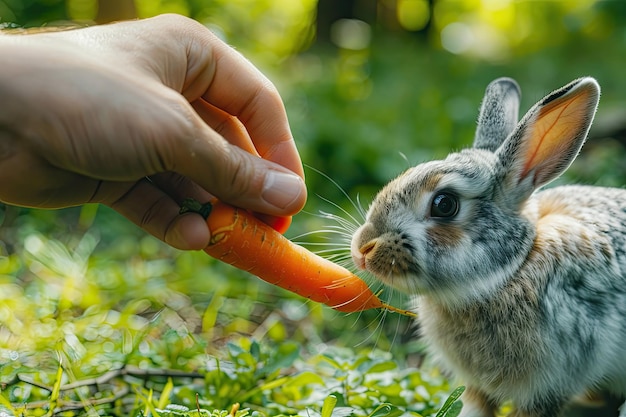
[174,127,307,216]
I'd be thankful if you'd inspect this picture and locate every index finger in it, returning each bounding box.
[198,37,304,178]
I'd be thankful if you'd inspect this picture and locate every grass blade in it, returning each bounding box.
[157,378,174,409]
[46,361,64,416]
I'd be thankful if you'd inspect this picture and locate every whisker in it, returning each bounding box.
[291,240,352,248]
[297,238,348,245]
[318,211,359,235]
[290,228,353,241]
[305,164,363,218]
[316,222,352,230]
[286,167,412,348]
[300,239,352,248]
[311,250,349,259]
[355,194,368,221]
[316,195,361,231]
[354,308,389,348]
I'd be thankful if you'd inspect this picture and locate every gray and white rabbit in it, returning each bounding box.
[351,77,626,417]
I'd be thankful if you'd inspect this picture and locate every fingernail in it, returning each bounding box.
[262,171,304,209]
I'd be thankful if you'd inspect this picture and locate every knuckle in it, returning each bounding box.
[154,13,214,46]
[152,13,196,30]
[154,96,199,172]
[138,194,171,239]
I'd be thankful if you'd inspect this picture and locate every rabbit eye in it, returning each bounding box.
[430,192,459,218]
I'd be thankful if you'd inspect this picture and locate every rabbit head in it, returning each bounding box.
[351,77,600,307]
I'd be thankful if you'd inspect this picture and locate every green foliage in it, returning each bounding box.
[0,223,453,416]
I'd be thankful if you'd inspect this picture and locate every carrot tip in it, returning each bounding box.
[381,303,418,318]
[373,289,416,316]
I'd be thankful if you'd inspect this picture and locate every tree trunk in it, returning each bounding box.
[96,0,137,24]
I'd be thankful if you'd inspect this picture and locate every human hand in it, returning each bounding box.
[0,14,306,250]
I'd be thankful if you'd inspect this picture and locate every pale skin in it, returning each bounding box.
[0,14,307,250]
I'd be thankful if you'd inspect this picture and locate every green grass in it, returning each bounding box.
[0,205,463,417]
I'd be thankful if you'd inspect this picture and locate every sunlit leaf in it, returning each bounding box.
[435,386,465,417]
[369,403,405,417]
[320,394,337,417]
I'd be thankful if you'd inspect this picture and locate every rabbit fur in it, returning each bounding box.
[351,77,626,417]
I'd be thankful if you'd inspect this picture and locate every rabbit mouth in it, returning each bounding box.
[374,269,425,295]
[351,235,425,294]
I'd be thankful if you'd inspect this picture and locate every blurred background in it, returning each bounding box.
[2,0,626,206]
[1,1,626,412]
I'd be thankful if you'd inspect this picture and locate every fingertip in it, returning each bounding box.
[165,213,211,250]
[270,215,293,234]
[261,170,307,214]
[253,213,293,234]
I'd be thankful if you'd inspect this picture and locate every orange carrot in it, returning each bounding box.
[181,199,414,316]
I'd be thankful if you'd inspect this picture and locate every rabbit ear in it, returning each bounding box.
[473,77,521,152]
[496,77,600,207]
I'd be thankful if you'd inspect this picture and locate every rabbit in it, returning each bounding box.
[351,76,626,417]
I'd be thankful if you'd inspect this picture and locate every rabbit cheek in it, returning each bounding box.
[424,223,466,281]
[426,223,464,249]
